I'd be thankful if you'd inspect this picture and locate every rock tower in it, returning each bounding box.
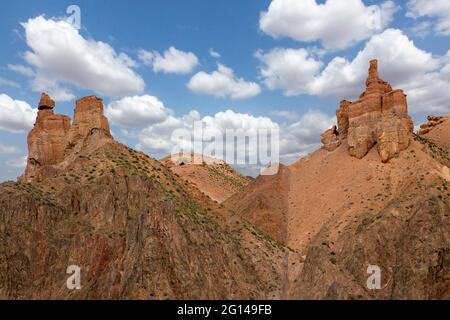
[22,93,112,182]
[321,59,414,162]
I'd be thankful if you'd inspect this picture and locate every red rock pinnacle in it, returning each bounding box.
[366,59,379,83]
[38,92,55,110]
[321,59,414,162]
[21,93,113,182]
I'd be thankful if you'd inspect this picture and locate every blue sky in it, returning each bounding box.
[0,0,449,180]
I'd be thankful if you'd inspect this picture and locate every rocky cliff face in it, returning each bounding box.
[24,93,71,182]
[67,96,112,150]
[418,115,449,136]
[293,137,450,299]
[320,125,340,152]
[322,60,414,162]
[22,94,113,182]
[417,115,449,159]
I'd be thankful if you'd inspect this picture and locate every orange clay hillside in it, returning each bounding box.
[418,115,449,151]
[226,60,450,299]
[161,153,250,203]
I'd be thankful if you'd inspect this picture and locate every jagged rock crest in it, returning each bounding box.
[322,59,414,162]
[21,93,113,182]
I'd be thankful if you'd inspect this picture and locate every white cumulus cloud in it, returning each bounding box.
[407,0,450,35]
[255,48,323,96]
[259,0,397,50]
[0,94,37,133]
[278,110,336,163]
[106,95,173,128]
[257,29,450,113]
[135,107,334,170]
[107,93,334,172]
[21,16,144,100]
[137,109,280,163]
[137,110,200,156]
[138,46,199,74]
[188,64,261,100]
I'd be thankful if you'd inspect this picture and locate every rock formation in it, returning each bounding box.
[161,154,250,203]
[322,60,414,162]
[66,96,112,155]
[24,93,71,181]
[418,115,449,135]
[320,125,340,151]
[38,92,55,109]
[21,93,113,182]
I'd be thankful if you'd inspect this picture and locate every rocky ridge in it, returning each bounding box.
[228,60,450,299]
[418,115,448,135]
[0,94,296,299]
[161,153,250,203]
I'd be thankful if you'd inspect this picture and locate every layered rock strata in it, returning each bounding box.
[322,60,414,162]
[22,94,112,182]
[418,115,448,135]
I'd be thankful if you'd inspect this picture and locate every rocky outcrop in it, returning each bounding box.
[418,115,449,135]
[65,96,112,155]
[322,60,414,162]
[69,96,112,141]
[417,114,449,154]
[24,93,71,181]
[293,173,450,299]
[38,92,55,109]
[22,93,113,182]
[336,100,350,140]
[161,154,250,203]
[320,125,340,151]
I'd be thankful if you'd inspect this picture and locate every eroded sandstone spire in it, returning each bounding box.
[66,96,112,154]
[22,93,71,181]
[321,59,414,162]
[367,59,379,81]
[38,92,55,110]
[21,93,113,182]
